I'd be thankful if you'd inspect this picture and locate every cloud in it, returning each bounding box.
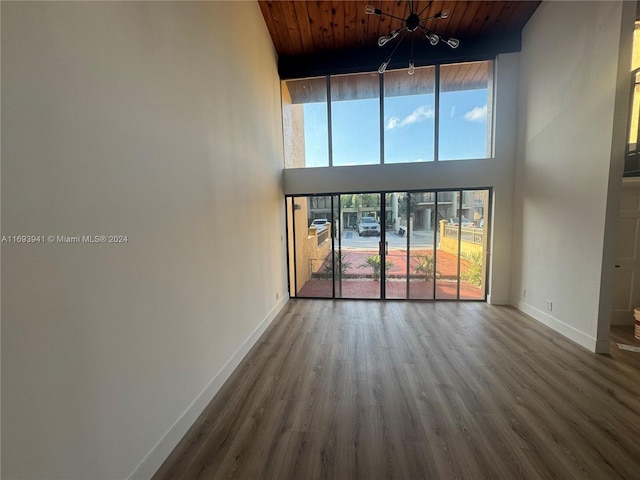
[464,105,488,122]
[386,105,434,130]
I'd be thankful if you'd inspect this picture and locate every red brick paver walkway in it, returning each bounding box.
[297,248,483,299]
[335,249,468,278]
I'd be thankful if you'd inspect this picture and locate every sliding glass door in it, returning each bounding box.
[338,193,382,299]
[386,191,439,300]
[287,189,489,301]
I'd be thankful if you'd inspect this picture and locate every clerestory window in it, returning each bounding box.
[281,60,494,168]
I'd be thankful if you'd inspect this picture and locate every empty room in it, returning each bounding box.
[2,1,640,479]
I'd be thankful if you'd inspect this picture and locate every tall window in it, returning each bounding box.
[282,77,328,168]
[384,66,436,163]
[281,59,494,168]
[439,61,493,160]
[331,72,380,167]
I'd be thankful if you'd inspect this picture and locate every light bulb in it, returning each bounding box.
[365,5,379,15]
[426,31,439,46]
[438,9,449,19]
[408,60,415,75]
[446,37,460,48]
[378,35,390,47]
[378,59,390,74]
[378,29,401,47]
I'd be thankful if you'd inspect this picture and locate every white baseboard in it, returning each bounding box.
[513,300,598,352]
[129,295,290,480]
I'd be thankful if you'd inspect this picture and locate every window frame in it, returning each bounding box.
[281,59,496,169]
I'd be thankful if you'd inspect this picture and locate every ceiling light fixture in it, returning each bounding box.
[365,1,459,74]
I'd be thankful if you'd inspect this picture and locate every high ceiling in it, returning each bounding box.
[258,1,541,78]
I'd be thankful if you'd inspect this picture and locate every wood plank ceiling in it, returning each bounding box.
[259,1,541,57]
[258,0,540,79]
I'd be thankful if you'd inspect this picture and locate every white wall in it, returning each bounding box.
[283,53,521,304]
[512,1,634,352]
[1,2,287,478]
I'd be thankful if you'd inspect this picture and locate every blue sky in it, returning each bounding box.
[303,88,488,167]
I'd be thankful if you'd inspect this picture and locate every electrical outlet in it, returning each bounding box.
[522,289,527,298]
[547,300,553,312]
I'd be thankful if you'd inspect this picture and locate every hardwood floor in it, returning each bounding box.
[153,301,640,480]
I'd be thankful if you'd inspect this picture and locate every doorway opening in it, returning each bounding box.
[286,189,490,301]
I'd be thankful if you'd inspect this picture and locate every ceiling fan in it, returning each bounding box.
[365,1,460,74]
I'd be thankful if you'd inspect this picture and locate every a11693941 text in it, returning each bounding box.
[1,235,129,244]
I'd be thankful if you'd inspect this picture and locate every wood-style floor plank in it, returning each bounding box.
[153,301,640,480]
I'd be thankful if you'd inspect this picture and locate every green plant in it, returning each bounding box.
[323,250,352,279]
[413,252,441,281]
[460,251,483,287]
[358,254,394,281]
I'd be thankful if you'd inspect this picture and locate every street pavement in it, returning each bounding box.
[336,228,437,250]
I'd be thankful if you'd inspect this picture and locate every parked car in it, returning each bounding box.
[310,218,329,228]
[358,217,381,236]
[448,216,476,227]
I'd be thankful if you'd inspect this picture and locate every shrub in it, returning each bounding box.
[460,251,483,287]
[324,251,352,279]
[413,252,441,281]
[358,254,393,281]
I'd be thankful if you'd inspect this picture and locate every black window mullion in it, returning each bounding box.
[331,195,336,298]
[327,75,333,167]
[456,190,463,300]
[629,69,640,162]
[380,73,385,165]
[380,193,386,299]
[337,195,343,298]
[406,193,411,299]
[484,189,492,301]
[434,65,441,162]
[291,197,298,297]
[433,193,438,299]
